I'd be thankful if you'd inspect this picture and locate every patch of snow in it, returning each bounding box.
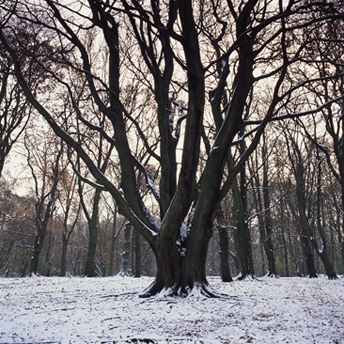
[0,276,343,343]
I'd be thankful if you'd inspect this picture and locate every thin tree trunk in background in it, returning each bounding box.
[84,215,99,277]
[78,168,102,277]
[232,174,255,280]
[262,142,277,276]
[134,230,141,278]
[45,230,52,276]
[285,134,317,278]
[120,221,131,276]
[313,151,337,279]
[60,237,68,277]
[279,199,289,277]
[295,183,317,278]
[216,207,232,282]
[251,166,268,275]
[29,143,62,276]
[60,209,79,277]
[295,168,317,277]
[108,204,117,276]
[29,231,46,276]
[330,183,344,272]
[251,146,277,277]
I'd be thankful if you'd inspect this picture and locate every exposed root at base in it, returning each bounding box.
[236,273,258,281]
[139,281,228,299]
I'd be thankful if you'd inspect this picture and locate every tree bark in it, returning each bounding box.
[232,175,255,280]
[84,214,99,277]
[60,236,68,277]
[134,230,141,278]
[29,230,46,275]
[119,221,131,276]
[216,207,232,282]
[312,152,337,279]
[262,142,277,276]
[294,157,317,277]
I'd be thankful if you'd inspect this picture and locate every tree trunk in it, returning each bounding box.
[296,192,317,278]
[340,182,344,272]
[262,143,277,276]
[82,186,101,277]
[279,199,290,277]
[251,149,277,277]
[60,234,68,277]
[141,225,216,298]
[119,221,131,276]
[84,216,99,277]
[108,204,117,276]
[312,153,337,279]
[134,230,141,278]
[232,173,255,280]
[218,225,233,282]
[287,137,317,278]
[317,249,337,279]
[216,207,232,282]
[29,230,46,275]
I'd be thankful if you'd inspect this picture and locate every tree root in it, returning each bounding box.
[139,280,228,299]
[236,272,258,281]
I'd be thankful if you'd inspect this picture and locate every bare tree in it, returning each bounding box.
[1,0,343,295]
[24,127,64,275]
[0,8,33,177]
[56,166,81,276]
[294,0,344,269]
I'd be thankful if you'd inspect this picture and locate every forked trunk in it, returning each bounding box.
[140,236,216,298]
[140,216,221,298]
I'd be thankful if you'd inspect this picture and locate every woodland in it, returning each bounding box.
[0,0,343,296]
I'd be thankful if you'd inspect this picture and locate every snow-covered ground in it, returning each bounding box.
[0,275,343,343]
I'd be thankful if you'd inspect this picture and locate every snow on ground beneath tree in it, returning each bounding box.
[0,275,343,343]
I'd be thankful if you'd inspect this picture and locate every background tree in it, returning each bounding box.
[295,0,344,270]
[56,165,81,276]
[0,12,33,177]
[24,127,64,275]
[0,178,35,276]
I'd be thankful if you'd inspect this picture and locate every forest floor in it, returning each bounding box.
[0,275,343,343]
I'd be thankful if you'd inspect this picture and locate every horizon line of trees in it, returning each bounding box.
[1,115,343,279]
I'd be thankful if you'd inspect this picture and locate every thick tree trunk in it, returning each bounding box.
[140,231,216,297]
[141,180,227,297]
